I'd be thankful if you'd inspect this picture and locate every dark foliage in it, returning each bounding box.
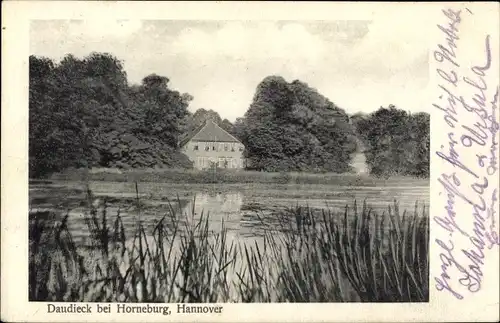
[29,54,193,177]
[30,53,430,178]
[353,106,430,178]
[234,76,358,172]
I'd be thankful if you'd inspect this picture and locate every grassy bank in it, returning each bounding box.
[45,168,428,187]
[29,186,429,303]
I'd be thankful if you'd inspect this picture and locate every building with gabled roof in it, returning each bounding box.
[180,119,246,170]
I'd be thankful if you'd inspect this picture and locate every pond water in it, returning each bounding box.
[29,180,429,246]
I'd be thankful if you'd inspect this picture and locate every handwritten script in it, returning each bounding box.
[433,7,499,300]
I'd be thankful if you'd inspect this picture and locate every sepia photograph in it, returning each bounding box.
[2,1,499,322]
[28,18,430,304]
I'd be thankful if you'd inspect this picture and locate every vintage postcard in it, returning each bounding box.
[1,1,499,322]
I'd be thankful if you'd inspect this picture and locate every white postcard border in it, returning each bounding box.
[2,1,499,322]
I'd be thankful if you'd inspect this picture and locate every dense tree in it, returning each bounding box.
[29,55,89,176]
[234,76,358,172]
[220,118,235,135]
[137,74,191,147]
[355,105,430,178]
[30,53,430,178]
[29,53,193,177]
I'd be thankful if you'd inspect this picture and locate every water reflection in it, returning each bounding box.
[181,192,245,236]
[187,192,244,214]
[181,193,313,239]
[29,183,430,246]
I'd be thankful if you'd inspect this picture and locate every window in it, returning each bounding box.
[231,143,235,152]
[239,146,244,152]
[212,145,216,151]
[193,144,199,151]
[224,144,229,151]
[205,143,210,151]
[218,158,225,168]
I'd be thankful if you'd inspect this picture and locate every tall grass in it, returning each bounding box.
[29,185,429,303]
[47,168,427,187]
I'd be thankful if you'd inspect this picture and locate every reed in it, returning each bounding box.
[287,201,429,302]
[29,187,428,303]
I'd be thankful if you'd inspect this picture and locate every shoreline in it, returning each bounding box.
[33,168,430,187]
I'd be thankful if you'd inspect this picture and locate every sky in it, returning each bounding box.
[30,19,429,122]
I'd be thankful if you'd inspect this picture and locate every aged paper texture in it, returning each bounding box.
[1,1,499,322]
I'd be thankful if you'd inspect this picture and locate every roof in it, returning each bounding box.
[180,119,242,147]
